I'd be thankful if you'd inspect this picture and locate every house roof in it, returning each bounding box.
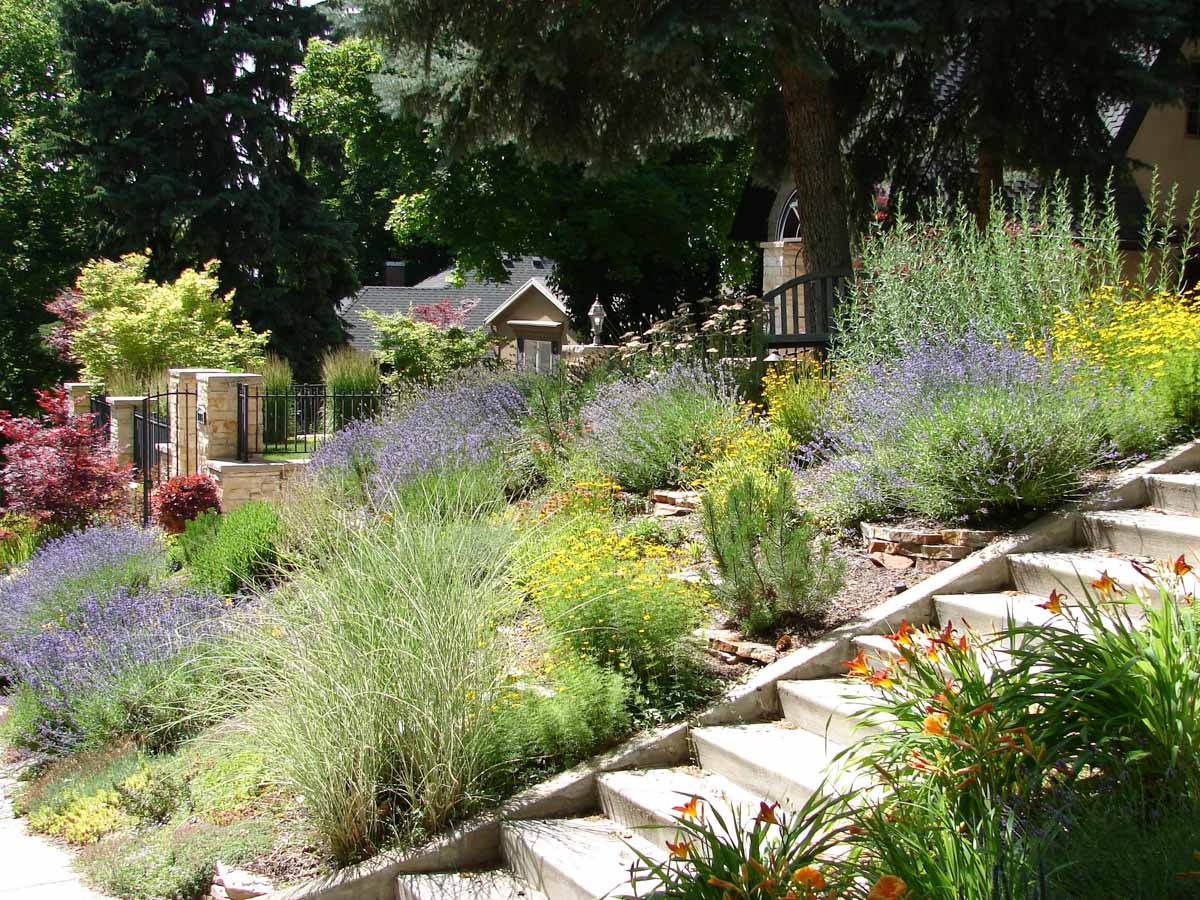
[340,256,558,351]
[483,277,569,325]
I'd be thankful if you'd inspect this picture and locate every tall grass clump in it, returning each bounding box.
[580,362,731,493]
[218,473,522,863]
[320,345,381,431]
[261,352,294,445]
[837,174,1199,366]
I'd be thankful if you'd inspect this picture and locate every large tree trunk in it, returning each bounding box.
[976,139,1004,229]
[777,56,852,275]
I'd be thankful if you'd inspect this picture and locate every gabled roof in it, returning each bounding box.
[482,277,568,325]
[340,256,557,351]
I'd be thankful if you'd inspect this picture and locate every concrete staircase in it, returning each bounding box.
[395,471,1200,900]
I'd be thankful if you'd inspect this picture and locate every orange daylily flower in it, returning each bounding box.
[755,801,781,826]
[1038,589,1063,614]
[867,667,894,689]
[923,712,949,737]
[1091,570,1119,595]
[666,839,692,860]
[910,749,936,772]
[844,648,871,676]
[1173,554,1194,578]
[672,796,702,821]
[934,620,956,646]
[867,874,908,899]
[887,619,915,646]
[792,866,827,890]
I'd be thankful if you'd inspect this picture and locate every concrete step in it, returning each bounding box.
[501,817,662,900]
[396,870,546,900]
[850,633,901,664]
[1008,550,1200,600]
[1081,509,1200,562]
[778,678,881,746]
[934,592,1056,635]
[691,722,843,811]
[1146,473,1200,516]
[597,767,759,850]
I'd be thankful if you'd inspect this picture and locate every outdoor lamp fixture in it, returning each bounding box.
[588,300,606,346]
[763,350,783,363]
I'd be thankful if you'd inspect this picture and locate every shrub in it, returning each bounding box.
[309,372,527,504]
[366,310,501,384]
[0,389,131,530]
[808,334,1112,525]
[761,359,831,449]
[0,585,229,754]
[702,471,844,635]
[0,523,169,644]
[527,518,705,707]
[580,363,731,493]
[320,345,381,431]
[47,252,269,385]
[27,787,127,844]
[176,502,282,595]
[154,475,221,534]
[216,486,523,863]
[261,352,294,445]
[0,511,42,572]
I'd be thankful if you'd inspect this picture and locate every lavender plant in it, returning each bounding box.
[309,371,528,503]
[580,362,732,493]
[0,524,169,641]
[1,585,229,753]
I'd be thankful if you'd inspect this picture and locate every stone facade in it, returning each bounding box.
[107,396,144,467]
[168,368,225,477]
[196,372,263,469]
[204,458,307,510]
[759,240,807,295]
[64,382,96,419]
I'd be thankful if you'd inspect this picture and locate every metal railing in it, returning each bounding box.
[133,390,198,525]
[237,382,390,461]
[89,394,111,441]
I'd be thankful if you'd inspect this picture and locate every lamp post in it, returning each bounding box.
[588,301,606,347]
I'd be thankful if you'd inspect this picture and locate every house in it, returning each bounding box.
[339,256,581,372]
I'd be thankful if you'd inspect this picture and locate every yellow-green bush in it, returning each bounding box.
[27,788,127,844]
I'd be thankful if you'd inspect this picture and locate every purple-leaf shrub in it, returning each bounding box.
[310,373,527,500]
[0,523,168,641]
[0,585,228,752]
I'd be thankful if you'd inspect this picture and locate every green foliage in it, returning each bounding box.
[890,383,1110,522]
[495,659,632,769]
[64,253,269,386]
[261,352,294,445]
[366,312,500,384]
[0,512,43,572]
[57,0,356,376]
[78,817,275,900]
[0,0,81,412]
[761,360,831,449]
[175,503,282,596]
[213,476,525,863]
[320,345,381,430]
[702,472,844,635]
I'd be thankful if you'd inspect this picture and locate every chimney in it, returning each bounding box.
[384,260,409,287]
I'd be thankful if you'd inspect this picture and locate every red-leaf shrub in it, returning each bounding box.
[154,474,221,534]
[0,389,131,531]
[412,297,478,329]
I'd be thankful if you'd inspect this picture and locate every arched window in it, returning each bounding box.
[777,190,801,241]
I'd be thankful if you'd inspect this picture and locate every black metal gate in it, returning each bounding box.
[133,389,198,525]
[761,271,851,351]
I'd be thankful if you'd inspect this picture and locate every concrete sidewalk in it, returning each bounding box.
[0,707,111,899]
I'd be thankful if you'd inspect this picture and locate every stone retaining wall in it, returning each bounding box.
[204,459,307,510]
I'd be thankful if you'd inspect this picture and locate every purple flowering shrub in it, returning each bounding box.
[0,524,169,643]
[580,362,732,493]
[309,372,527,503]
[806,334,1112,524]
[1,585,228,753]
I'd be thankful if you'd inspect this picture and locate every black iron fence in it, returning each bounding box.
[237,382,390,461]
[132,389,198,525]
[762,271,850,350]
[89,394,111,441]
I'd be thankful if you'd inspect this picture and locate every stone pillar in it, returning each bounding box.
[196,372,263,466]
[108,396,147,467]
[167,368,226,477]
[64,383,97,418]
[760,240,806,294]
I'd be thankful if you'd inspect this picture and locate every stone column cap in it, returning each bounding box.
[168,367,229,377]
[197,371,262,385]
[107,395,149,405]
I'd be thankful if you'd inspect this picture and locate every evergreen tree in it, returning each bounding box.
[341,0,898,275]
[57,0,357,376]
[0,0,85,410]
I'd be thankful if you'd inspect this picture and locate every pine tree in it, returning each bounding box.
[343,0,894,275]
[57,0,358,376]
